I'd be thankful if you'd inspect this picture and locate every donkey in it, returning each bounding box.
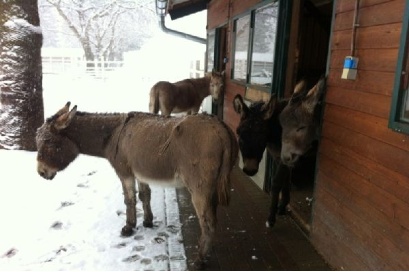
[233,94,290,227]
[149,70,225,116]
[233,77,325,227]
[36,102,238,269]
[280,77,326,167]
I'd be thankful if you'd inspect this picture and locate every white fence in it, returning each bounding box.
[42,57,124,79]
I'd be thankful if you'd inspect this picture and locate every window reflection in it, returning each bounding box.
[233,14,250,81]
[207,30,215,72]
[250,3,278,86]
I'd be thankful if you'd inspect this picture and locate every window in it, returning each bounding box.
[389,5,409,134]
[233,14,251,81]
[232,1,279,89]
[206,30,215,72]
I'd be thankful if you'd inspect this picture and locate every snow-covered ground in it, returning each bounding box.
[0,34,205,270]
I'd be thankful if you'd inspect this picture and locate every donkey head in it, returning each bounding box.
[209,70,225,102]
[233,94,277,176]
[279,77,326,166]
[36,102,79,180]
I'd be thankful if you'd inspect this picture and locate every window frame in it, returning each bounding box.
[231,0,280,93]
[389,4,409,134]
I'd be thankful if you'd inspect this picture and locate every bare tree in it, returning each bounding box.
[41,0,157,61]
[0,0,44,151]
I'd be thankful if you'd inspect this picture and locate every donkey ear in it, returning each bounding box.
[262,94,277,120]
[54,105,77,131]
[233,94,248,118]
[289,80,307,104]
[55,101,71,117]
[302,77,326,113]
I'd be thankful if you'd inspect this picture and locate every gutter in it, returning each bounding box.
[156,0,206,44]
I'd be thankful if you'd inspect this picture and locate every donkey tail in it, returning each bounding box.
[149,85,160,114]
[217,122,239,206]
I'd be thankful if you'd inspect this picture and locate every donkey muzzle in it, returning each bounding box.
[242,158,259,176]
[37,161,57,180]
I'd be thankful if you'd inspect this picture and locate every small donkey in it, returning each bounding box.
[36,103,238,269]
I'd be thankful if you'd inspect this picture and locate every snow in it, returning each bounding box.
[0,151,186,271]
[0,32,206,270]
[4,18,42,35]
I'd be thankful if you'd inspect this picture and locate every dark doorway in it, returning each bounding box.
[286,0,333,232]
[206,25,227,119]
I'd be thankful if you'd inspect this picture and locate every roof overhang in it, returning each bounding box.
[167,0,209,20]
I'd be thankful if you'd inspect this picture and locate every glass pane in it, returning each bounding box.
[399,42,409,122]
[401,88,409,122]
[233,14,250,81]
[250,3,279,86]
[207,30,215,72]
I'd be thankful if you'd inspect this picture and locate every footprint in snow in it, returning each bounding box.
[50,221,63,230]
[153,237,166,244]
[113,242,127,249]
[157,232,169,238]
[77,182,89,188]
[86,171,96,176]
[132,245,145,252]
[134,235,144,241]
[122,254,141,262]
[141,258,152,265]
[154,254,169,261]
[2,248,17,258]
[166,225,180,234]
[58,201,74,210]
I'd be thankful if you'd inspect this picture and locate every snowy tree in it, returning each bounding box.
[40,0,157,61]
[0,0,44,151]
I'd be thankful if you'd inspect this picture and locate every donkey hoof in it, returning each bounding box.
[121,225,134,237]
[193,258,206,270]
[266,219,275,228]
[278,207,287,215]
[143,221,153,228]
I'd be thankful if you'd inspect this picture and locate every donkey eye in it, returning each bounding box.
[296,126,307,132]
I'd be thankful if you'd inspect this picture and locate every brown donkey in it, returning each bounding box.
[280,77,326,166]
[36,103,238,269]
[149,70,225,116]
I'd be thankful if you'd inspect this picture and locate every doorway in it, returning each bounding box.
[280,0,334,232]
[205,25,227,119]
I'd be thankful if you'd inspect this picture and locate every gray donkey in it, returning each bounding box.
[36,103,238,269]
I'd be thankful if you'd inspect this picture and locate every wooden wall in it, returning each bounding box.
[207,0,265,132]
[310,0,409,270]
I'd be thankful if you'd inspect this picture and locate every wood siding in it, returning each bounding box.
[207,0,409,269]
[207,0,265,132]
[310,0,409,270]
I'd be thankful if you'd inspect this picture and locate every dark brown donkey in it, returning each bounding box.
[36,102,238,269]
[233,94,290,227]
[149,70,225,116]
[233,77,325,227]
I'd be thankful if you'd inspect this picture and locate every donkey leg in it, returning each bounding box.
[267,184,281,228]
[267,163,289,227]
[137,181,153,228]
[278,177,291,215]
[277,166,291,215]
[120,177,137,237]
[191,191,217,270]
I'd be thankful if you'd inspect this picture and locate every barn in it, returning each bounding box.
[160,0,409,270]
